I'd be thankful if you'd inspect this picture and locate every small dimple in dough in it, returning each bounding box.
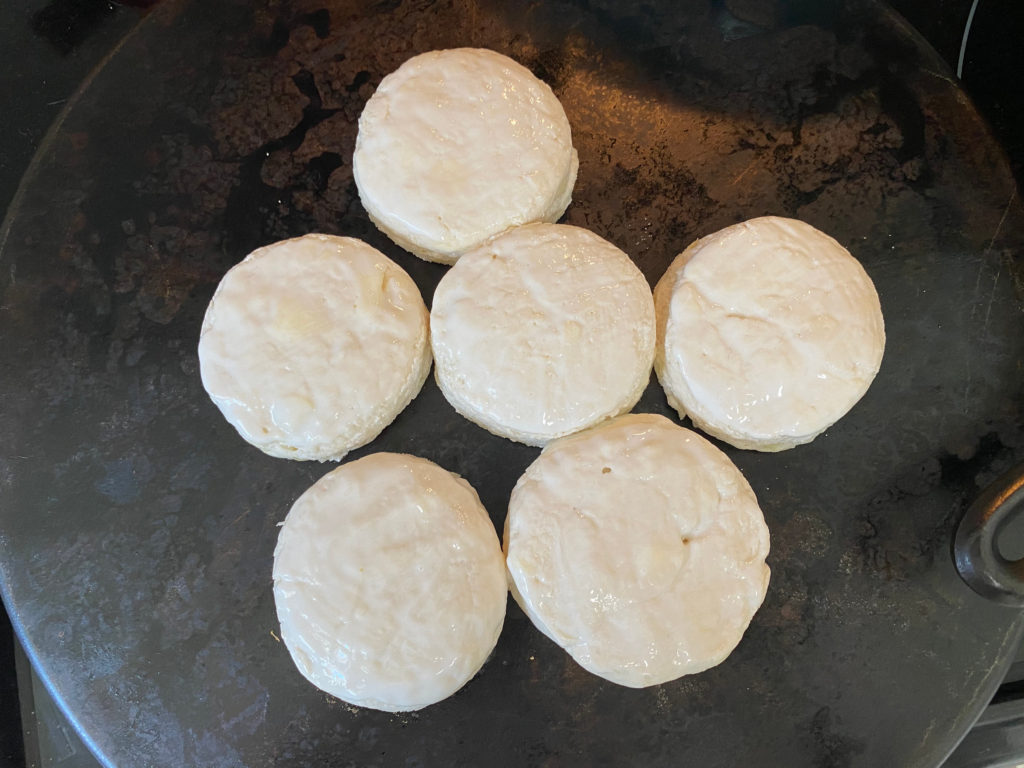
[504,413,771,688]
[353,48,579,264]
[654,216,885,451]
[198,234,431,461]
[430,222,656,446]
[273,452,508,712]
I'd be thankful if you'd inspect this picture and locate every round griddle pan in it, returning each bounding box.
[2,0,1023,766]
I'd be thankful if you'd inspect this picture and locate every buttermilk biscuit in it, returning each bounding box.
[430,222,655,446]
[353,48,578,264]
[504,413,770,687]
[273,453,507,711]
[198,234,430,461]
[654,216,885,451]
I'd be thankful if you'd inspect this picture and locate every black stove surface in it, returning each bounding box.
[1,1,1022,767]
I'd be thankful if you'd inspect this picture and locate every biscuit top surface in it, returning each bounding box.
[656,216,885,449]
[430,222,655,445]
[198,234,429,460]
[273,452,507,711]
[505,413,771,687]
[353,48,577,261]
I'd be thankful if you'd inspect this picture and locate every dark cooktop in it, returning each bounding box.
[1,1,1022,767]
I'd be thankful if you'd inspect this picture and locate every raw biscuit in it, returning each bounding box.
[273,452,508,711]
[198,234,431,461]
[353,48,578,264]
[430,222,655,446]
[504,413,771,687]
[654,216,885,451]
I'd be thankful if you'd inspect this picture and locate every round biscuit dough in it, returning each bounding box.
[273,452,508,712]
[353,48,579,264]
[430,222,656,446]
[198,234,431,461]
[654,216,885,451]
[504,413,771,687]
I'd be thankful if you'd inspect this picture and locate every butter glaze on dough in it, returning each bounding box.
[430,222,656,446]
[198,234,431,461]
[353,48,579,264]
[273,453,507,711]
[504,413,771,687]
[654,216,885,451]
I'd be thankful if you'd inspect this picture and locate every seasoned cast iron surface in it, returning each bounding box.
[1,1,1023,766]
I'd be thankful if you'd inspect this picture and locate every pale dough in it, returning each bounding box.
[654,216,885,451]
[504,413,770,687]
[430,222,656,446]
[273,452,508,712]
[198,234,431,461]
[353,48,578,264]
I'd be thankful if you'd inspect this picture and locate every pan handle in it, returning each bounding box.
[955,464,1024,606]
